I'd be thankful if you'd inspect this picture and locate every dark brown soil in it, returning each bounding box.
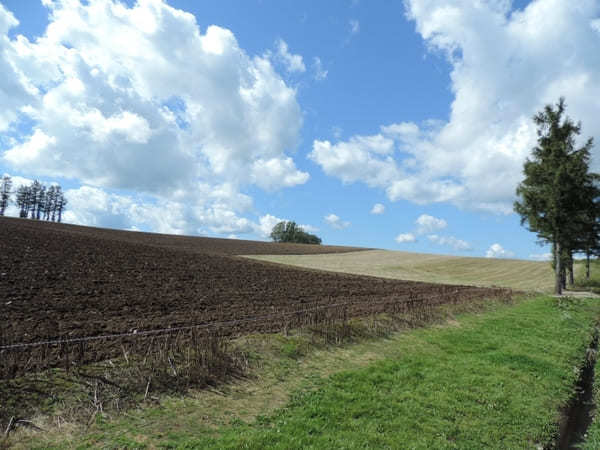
[1,216,508,360]
[1,216,367,256]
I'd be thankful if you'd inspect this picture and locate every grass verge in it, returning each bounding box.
[578,334,600,449]
[7,295,600,449]
[575,259,600,295]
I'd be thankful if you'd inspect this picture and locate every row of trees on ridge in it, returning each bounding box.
[515,98,599,294]
[0,176,68,222]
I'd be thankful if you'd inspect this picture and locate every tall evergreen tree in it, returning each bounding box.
[55,187,67,223]
[0,175,12,216]
[514,98,596,295]
[28,180,42,220]
[36,185,46,220]
[45,185,56,221]
[16,185,31,218]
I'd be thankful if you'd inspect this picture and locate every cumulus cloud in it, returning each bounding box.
[0,4,38,133]
[428,234,471,251]
[63,185,320,240]
[325,213,350,229]
[64,186,188,234]
[312,1,600,214]
[395,233,416,243]
[255,213,285,238]
[274,38,306,73]
[250,157,310,191]
[485,243,515,259]
[370,203,385,214]
[415,214,447,234]
[64,184,261,236]
[312,57,328,81]
[309,135,397,188]
[0,0,309,237]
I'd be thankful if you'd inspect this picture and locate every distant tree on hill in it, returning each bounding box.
[16,185,31,218]
[28,180,42,220]
[44,185,56,221]
[55,186,67,223]
[0,175,11,216]
[270,221,321,245]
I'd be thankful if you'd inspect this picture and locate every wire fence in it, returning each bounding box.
[1,286,512,379]
[1,286,510,350]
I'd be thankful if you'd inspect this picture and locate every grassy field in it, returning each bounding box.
[581,343,600,450]
[575,259,600,292]
[247,250,556,292]
[13,295,600,449]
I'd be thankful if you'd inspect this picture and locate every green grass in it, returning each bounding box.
[575,259,600,294]
[579,351,600,449]
[246,250,556,292]
[14,295,600,449]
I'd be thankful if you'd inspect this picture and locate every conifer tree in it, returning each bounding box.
[16,185,31,218]
[514,98,596,294]
[55,187,67,223]
[45,185,56,221]
[28,180,42,219]
[0,175,11,216]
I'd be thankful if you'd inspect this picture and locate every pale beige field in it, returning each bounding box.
[245,250,555,292]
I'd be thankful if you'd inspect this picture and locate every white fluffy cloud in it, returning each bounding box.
[255,213,285,238]
[63,185,321,239]
[312,57,328,81]
[485,243,515,259]
[370,203,385,214]
[274,38,306,73]
[309,135,397,188]
[311,1,600,214]
[415,214,447,234]
[63,184,263,236]
[0,0,309,236]
[324,213,350,229]
[395,233,416,243]
[0,5,38,133]
[428,234,471,251]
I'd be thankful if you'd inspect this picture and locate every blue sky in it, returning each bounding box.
[1,0,599,260]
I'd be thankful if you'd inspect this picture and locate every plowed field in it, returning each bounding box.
[1,217,509,364]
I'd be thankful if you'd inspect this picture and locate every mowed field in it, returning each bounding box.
[247,249,555,292]
[0,217,507,367]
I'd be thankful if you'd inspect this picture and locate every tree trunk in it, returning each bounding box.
[555,240,562,295]
[568,252,574,286]
[587,251,591,281]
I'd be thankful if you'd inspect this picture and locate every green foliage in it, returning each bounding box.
[514,98,598,293]
[580,340,600,449]
[270,221,321,245]
[13,180,68,222]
